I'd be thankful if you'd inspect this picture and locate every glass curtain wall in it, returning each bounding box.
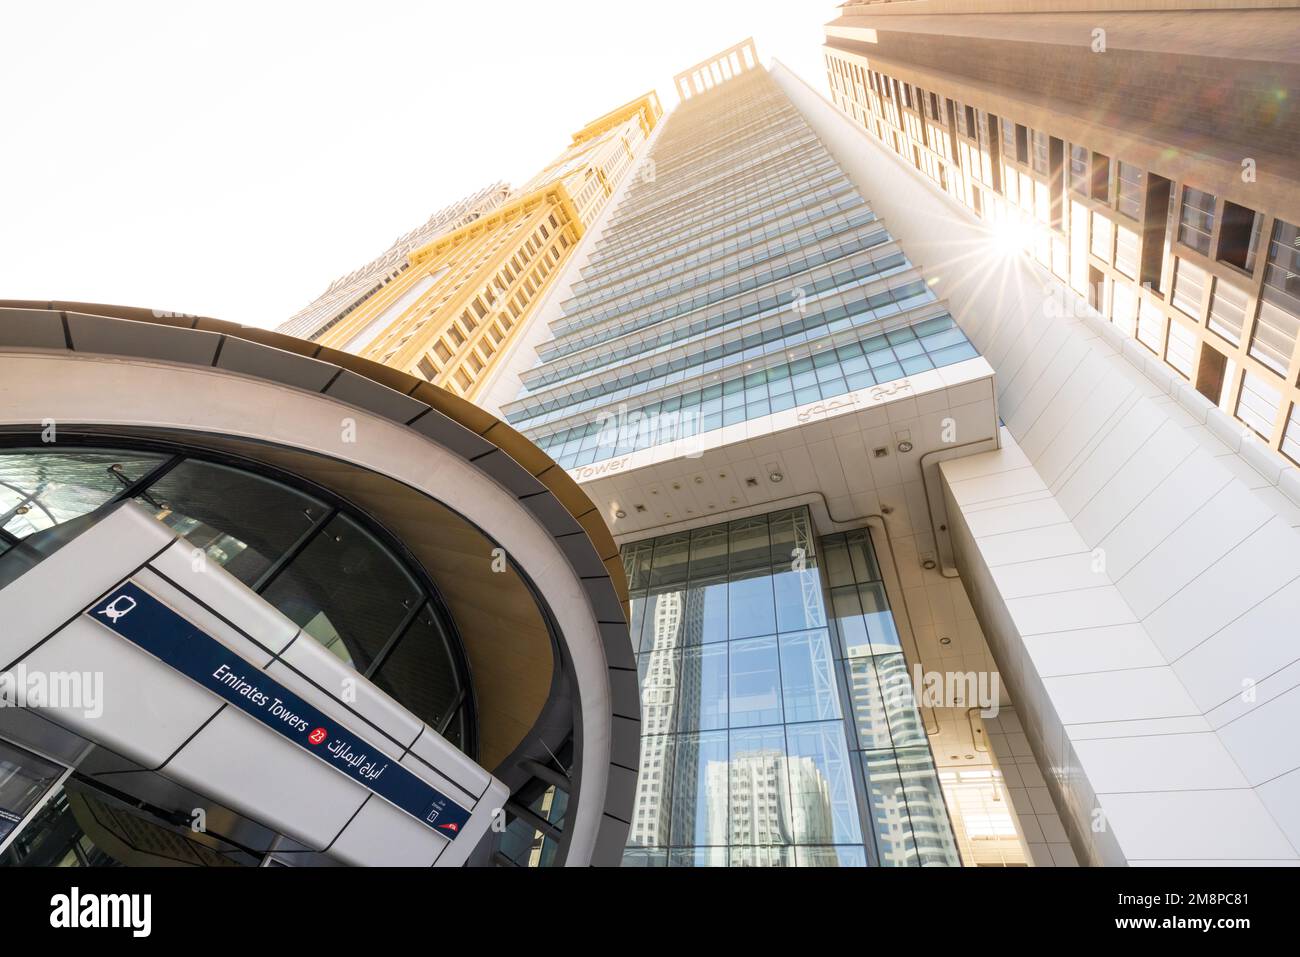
[821,529,960,866]
[620,507,958,866]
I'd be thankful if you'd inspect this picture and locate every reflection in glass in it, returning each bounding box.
[729,845,795,867]
[0,740,64,843]
[677,644,727,732]
[864,748,960,867]
[786,721,861,845]
[627,735,675,848]
[669,847,727,867]
[729,636,782,727]
[0,450,167,539]
[779,630,840,723]
[682,579,728,645]
[844,652,928,751]
[795,845,869,867]
[647,532,689,588]
[728,571,775,639]
[669,731,728,849]
[620,508,959,866]
[622,847,667,867]
[637,589,685,655]
[727,726,793,847]
[638,646,680,736]
[728,517,775,638]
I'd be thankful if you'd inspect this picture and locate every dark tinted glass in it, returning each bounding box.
[263,513,421,671]
[137,459,325,586]
[372,605,463,738]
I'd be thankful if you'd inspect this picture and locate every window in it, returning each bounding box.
[1209,278,1249,345]
[1137,296,1165,354]
[1251,218,1300,376]
[417,356,437,380]
[1115,224,1139,279]
[1031,130,1048,175]
[1282,404,1300,466]
[620,511,957,867]
[1069,144,1088,195]
[142,459,324,587]
[1014,123,1029,165]
[1112,282,1137,336]
[1166,320,1196,379]
[1117,161,1143,219]
[1091,152,1111,202]
[1237,369,1281,438]
[1177,186,1216,256]
[1091,212,1113,262]
[262,513,421,672]
[1217,200,1262,272]
[1000,117,1016,158]
[0,449,168,540]
[0,740,64,844]
[1171,258,1207,318]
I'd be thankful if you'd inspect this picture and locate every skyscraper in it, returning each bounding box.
[814,0,1300,867]
[487,41,985,866]
[279,183,512,342]
[284,93,661,401]
[823,0,1300,458]
[482,31,1300,867]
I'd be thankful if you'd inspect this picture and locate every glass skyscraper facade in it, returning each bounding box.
[619,510,957,866]
[502,58,976,468]
[501,52,967,865]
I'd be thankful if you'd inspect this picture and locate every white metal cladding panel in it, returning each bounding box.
[941,439,1298,864]
[18,617,225,767]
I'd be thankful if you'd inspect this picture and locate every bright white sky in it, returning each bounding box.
[0,1,837,329]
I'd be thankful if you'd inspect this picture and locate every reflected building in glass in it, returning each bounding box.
[620,511,956,866]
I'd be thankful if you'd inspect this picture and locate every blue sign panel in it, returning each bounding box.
[87,581,470,839]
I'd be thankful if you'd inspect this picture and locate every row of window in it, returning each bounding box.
[826,49,1300,462]
[521,224,899,404]
[410,213,572,394]
[531,312,975,467]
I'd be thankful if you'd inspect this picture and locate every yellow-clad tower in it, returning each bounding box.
[302,93,660,401]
